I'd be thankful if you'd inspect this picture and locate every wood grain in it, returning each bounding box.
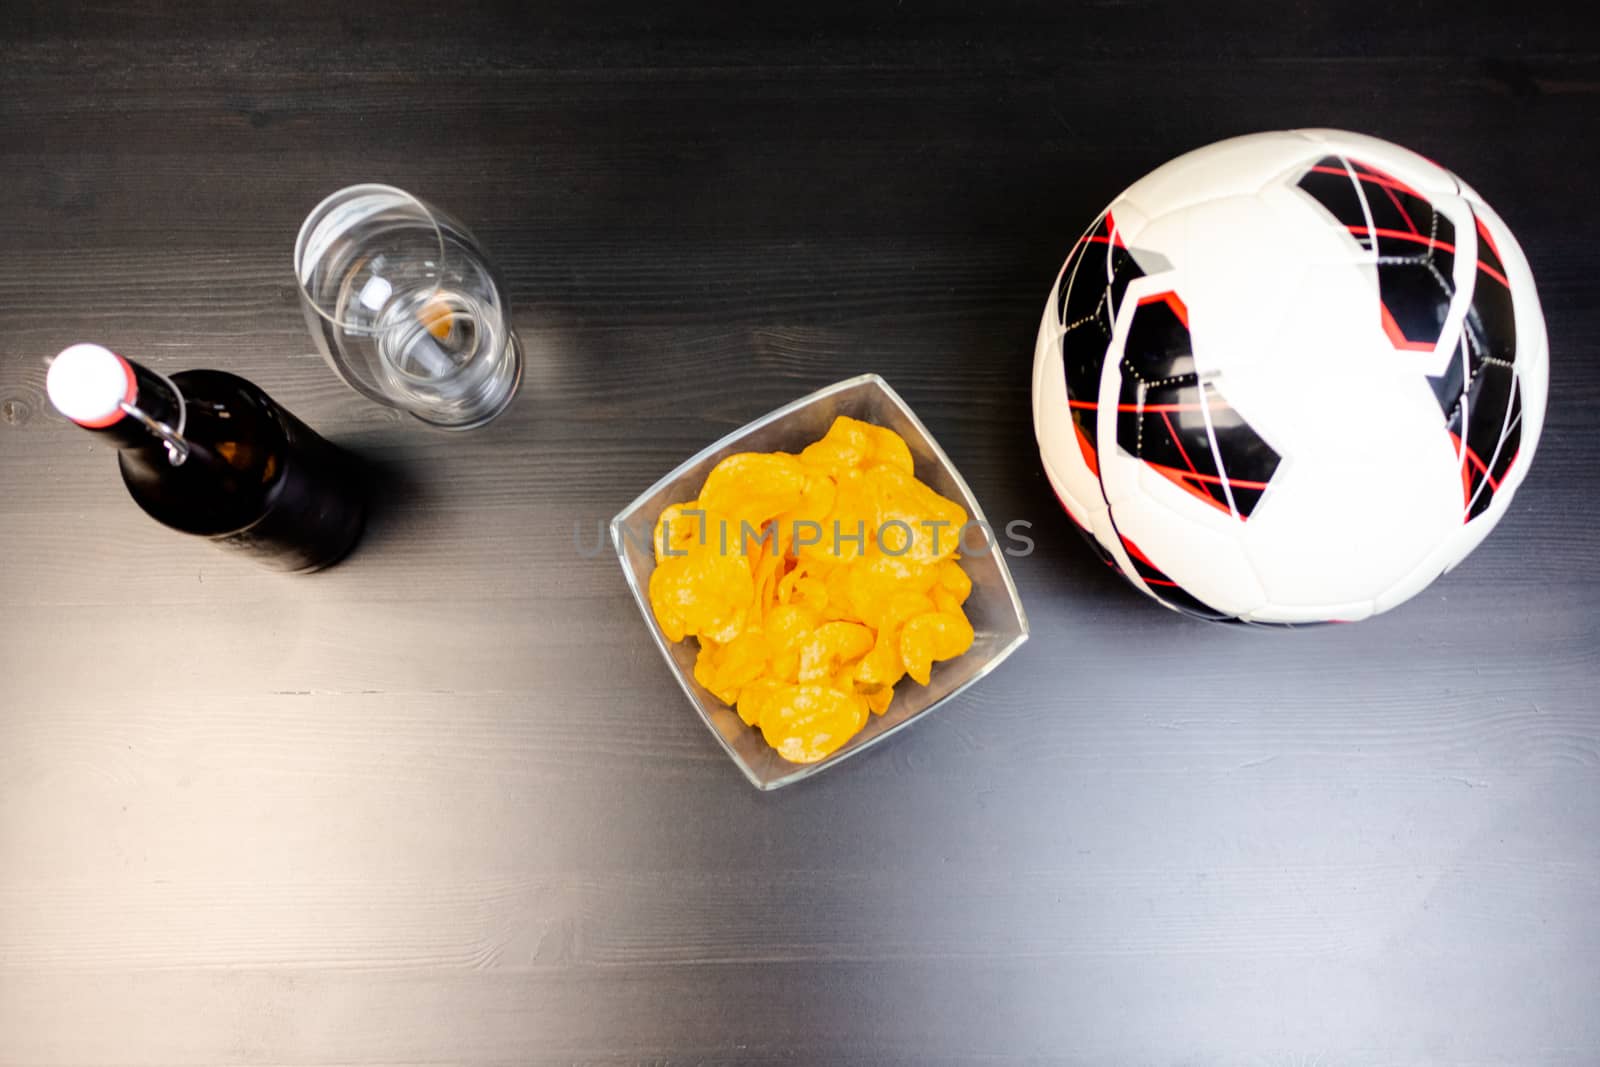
[2,1,1600,1064]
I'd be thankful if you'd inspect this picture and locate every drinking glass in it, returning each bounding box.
[294,184,522,429]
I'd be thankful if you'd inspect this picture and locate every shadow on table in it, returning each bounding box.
[345,448,427,562]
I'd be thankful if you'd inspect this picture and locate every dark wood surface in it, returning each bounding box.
[3,3,1599,1063]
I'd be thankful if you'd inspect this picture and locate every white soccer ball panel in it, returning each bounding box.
[1374,546,1454,615]
[1131,195,1324,384]
[1031,274,1100,517]
[1115,132,1323,234]
[1039,450,1093,533]
[1111,485,1268,615]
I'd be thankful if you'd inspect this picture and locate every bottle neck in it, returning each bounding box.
[86,358,186,451]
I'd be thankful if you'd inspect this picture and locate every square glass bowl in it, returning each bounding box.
[612,374,1029,790]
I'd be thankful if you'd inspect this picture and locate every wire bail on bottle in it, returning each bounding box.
[117,399,189,465]
[117,362,190,465]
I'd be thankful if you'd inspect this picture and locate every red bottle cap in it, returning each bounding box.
[46,344,136,428]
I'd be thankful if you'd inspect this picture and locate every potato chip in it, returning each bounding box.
[768,647,801,685]
[705,631,770,703]
[929,557,972,614]
[692,638,720,692]
[776,559,817,605]
[854,628,906,692]
[936,557,972,603]
[759,684,869,764]
[737,677,786,727]
[773,472,836,557]
[798,417,872,479]
[648,545,753,644]
[748,539,784,626]
[859,420,914,475]
[653,501,708,562]
[899,609,975,686]
[847,556,938,624]
[819,468,875,563]
[699,452,809,531]
[791,576,828,611]
[860,464,967,563]
[764,603,822,652]
[819,562,856,621]
[690,642,718,702]
[800,416,914,478]
[797,620,873,683]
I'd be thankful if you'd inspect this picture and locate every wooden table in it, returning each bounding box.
[3,3,1598,1062]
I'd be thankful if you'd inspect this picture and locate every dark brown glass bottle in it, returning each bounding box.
[47,344,366,572]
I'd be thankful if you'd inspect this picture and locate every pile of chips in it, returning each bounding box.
[648,416,976,764]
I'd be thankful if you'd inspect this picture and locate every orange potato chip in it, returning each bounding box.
[797,620,874,683]
[856,552,938,592]
[800,416,915,478]
[798,417,872,479]
[768,647,801,685]
[860,464,967,563]
[758,684,869,764]
[737,678,786,727]
[854,628,906,692]
[693,640,741,706]
[653,501,709,562]
[699,452,809,531]
[648,545,753,645]
[819,563,857,621]
[692,638,720,689]
[936,557,973,603]
[776,559,816,605]
[818,468,875,563]
[748,539,784,626]
[703,631,771,704]
[899,609,975,686]
[773,472,836,557]
[791,576,829,610]
[846,556,938,626]
[764,603,822,652]
[860,420,914,475]
[862,588,936,641]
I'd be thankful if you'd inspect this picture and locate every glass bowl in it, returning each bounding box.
[611,374,1030,790]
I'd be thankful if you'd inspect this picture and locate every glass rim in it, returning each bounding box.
[292,182,448,330]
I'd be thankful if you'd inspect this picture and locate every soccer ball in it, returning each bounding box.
[1031,129,1548,624]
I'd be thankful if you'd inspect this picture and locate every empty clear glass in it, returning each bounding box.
[294,184,522,430]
